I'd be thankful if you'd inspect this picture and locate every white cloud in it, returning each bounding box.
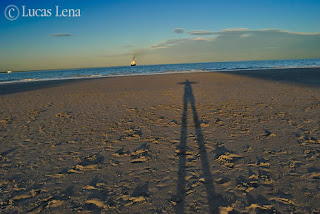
[188,30,216,35]
[101,28,320,64]
[191,37,217,41]
[254,29,320,35]
[146,28,320,63]
[188,28,320,37]
[222,28,249,32]
[150,38,189,49]
[188,28,249,35]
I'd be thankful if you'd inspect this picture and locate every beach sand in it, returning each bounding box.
[0,68,319,213]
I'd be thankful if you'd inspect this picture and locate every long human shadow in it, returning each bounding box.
[175,80,219,214]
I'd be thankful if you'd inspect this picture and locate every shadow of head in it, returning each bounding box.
[177,79,197,85]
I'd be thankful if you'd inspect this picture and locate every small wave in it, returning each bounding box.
[273,65,320,69]
[20,78,37,82]
[79,74,103,78]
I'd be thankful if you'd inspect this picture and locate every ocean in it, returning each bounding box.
[1,59,320,84]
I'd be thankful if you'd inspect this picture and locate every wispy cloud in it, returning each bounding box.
[150,38,189,49]
[146,28,320,63]
[187,30,216,35]
[98,28,320,64]
[187,29,252,35]
[49,33,73,37]
[222,28,249,32]
[191,37,217,41]
[187,28,320,36]
[173,28,185,34]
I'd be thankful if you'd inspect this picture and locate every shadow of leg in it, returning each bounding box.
[175,80,219,214]
[175,82,189,214]
[190,93,219,213]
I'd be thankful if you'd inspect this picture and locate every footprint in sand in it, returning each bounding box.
[124,182,149,206]
[214,145,242,168]
[54,112,74,118]
[130,143,152,163]
[68,153,104,173]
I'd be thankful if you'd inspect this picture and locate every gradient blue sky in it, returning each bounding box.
[1,0,320,71]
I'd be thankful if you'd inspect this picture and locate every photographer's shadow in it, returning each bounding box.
[174,80,225,214]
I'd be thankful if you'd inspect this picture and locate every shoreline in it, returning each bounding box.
[1,66,320,82]
[1,67,319,95]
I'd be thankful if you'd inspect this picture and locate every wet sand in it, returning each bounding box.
[0,68,319,213]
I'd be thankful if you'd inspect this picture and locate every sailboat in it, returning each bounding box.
[131,60,136,66]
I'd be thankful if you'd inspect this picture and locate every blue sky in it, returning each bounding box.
[0,0,320,71]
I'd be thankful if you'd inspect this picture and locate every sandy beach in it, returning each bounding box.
[0,68,319,213]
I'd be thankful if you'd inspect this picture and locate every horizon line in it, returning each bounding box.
[2,57,320,73]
